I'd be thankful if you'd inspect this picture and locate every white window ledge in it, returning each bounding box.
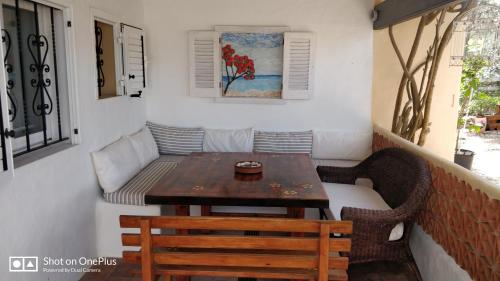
[214,97,287,105]
[14,141,75,169]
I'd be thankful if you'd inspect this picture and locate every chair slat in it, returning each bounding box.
[122,234,351,252]
[123,251,348,270]
[120,216,352,234]
[123,251,141,264]
[123,234,318,251]
[329,256,349,270]
[154,252,317,269]
[156,265,317,280]
[331,238,351,252]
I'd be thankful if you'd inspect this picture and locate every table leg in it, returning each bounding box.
[287,207,305,219]
[200,205,212,234]
[174,205,189,234]
[287,207,305,238]
[201,205,211,216]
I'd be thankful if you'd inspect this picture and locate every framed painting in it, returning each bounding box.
[215,26,289,99]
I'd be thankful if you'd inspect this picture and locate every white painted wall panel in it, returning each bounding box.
[143,0,373,131]
[0,1,146,280]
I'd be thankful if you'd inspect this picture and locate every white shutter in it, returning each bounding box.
[189,31,221,98]
[282,32,315,100]
[122,25,146,96]
[0,88,13,176]
[0,26,14,180]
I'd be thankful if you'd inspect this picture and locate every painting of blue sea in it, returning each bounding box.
[221,32,283,99]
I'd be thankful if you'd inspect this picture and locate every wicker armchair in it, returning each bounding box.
[316,148,431,276]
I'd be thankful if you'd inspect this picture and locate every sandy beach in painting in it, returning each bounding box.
[224,89,281,99]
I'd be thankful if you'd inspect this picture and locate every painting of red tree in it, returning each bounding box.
[222,44,255,94]
[220,32,283,99]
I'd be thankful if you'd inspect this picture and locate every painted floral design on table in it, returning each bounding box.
[221,32,284,99]
[301,183,313,189]
[270,182,281,193]
[192,185,204,191]
[282,190,298,196]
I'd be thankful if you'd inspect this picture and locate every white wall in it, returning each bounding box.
[143,0,373,131]
[0,0,145,280]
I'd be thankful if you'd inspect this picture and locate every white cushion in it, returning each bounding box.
[323,182,404,241]
[128,127,160,168]
[91,138,142,193]
[312,130,372,160]
[312,158,360,168]
[203,128,254,152]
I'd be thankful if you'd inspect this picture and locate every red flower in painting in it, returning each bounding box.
[221,44,256,94]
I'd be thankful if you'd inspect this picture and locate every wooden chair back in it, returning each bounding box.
[120,216,352,281]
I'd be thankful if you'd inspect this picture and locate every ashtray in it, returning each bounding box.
[235,161,263,174]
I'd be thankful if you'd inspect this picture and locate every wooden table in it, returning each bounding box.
[146,152,329,219]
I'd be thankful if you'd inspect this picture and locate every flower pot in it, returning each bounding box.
[454,149,475,170]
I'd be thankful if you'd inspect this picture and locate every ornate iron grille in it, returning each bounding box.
[2,29,16,122]
[0,0,67,157]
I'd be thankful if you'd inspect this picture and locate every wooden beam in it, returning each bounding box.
[373,0,465,30]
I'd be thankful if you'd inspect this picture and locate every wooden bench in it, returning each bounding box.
[120,215,353,281]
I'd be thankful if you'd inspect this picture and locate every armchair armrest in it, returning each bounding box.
[340,206,411,243]
[316,165,364,184]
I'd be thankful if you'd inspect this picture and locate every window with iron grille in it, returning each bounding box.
[1,0,72,159]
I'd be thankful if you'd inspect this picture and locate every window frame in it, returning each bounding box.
[90,8,124,100]
[0,0,80,173]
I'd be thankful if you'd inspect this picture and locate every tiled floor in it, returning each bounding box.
[79,260,141,281]
[79,260,237,281]
[461,130,500,185]
[80,260,419,281]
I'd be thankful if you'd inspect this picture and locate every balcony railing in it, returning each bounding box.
[373,124,499,281]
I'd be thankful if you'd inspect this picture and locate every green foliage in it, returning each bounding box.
[468,92,500,115]
[459,57,487,108]
[459,57,499,117]
[467,123,483,134]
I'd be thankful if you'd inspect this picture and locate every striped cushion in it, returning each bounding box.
[146,121,204,155]
[103,157,177,206]
[253,130,313,154]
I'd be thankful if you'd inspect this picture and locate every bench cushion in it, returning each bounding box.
[128,127,159,168]
[254,130,313,154]
[92,137,142,193]
[323,182,404,241]
[312,130,372,160]
[203,128,254,152]
[147,121,204,155]
[103,157,177,206]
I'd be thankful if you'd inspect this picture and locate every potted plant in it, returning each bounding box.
[454,117,476,169]
[454,57,487,169]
